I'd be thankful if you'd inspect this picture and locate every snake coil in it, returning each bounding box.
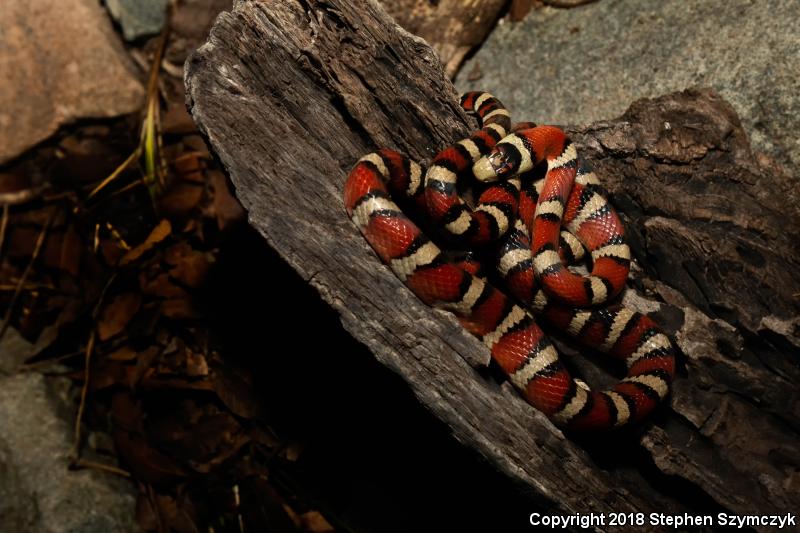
[344,92,675,431]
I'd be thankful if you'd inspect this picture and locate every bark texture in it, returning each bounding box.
[185,0,799,528]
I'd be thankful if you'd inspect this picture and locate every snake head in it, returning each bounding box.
[472,142,522,182]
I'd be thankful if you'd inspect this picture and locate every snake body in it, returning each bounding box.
[344,93,675,431]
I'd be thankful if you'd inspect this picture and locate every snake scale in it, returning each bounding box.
[343,92,675,431]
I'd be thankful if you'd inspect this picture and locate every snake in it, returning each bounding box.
[343,92,675,431]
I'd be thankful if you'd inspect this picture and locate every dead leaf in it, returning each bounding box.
[107,345,139,361]
[158,181,204,217]
[58,224,82,276]
[180,135,211,159]
[166,244,210,288]
[208,170,245,231]
[111,392,188,483]
[90,358,128,390]
[0,173,39,204]
[7,227,39,257]
[134,491,159,532]
[131,345,162,388]
[172,152,205,183]
[161,298,200,319]
[211,362,265,419]
[301,511,335,533]
[120,219,172,266]
[114,429,188,484]
[97,292,141,341]
[283,441,304,462]
[184,349,209,377]
[510,0,535,21]
[145,400,248,474]
[141,272,189,299]
[100,238,126,266]
[162,101,198,135]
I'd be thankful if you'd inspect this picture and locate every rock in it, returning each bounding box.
[0,330,137,532]
[105,0,169,41]
[456,0,800,177]
[0,0,144,165]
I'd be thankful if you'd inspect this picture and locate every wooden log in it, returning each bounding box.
[380,0,506,78]
[185,0,799,527]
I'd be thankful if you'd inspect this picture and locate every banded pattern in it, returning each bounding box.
[495,217,674,427]
[423,92,519,246]
[473,129,631,307]
[343,92,675,431]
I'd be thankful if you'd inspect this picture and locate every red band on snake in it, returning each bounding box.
[343,92,675,431]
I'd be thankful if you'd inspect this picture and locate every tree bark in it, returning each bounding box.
[185,0,800,529]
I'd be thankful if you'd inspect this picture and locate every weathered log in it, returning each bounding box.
[380,0,506,78]
[185,0,799,528]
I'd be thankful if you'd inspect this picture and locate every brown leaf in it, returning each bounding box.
[157,152,207,216]
[100,238,126,266]
[208,170,245,231]
[58,224,82,276]
[120,219,172,266]
[7,227,38,257]
[0,172,32,194]
[158,181,204,217]
[135,491,159,532]
[172,152,206,183]
[0,173,38,204]
[154,492,199,533]
[111,393,188,484]
[161,297,200,319]
[114,429,188,484]
[510,0,536,21]
[184,349,209,377]
[211,362,266,419]
[131,345,162,388]
[146,400,248,474]
[136,490,199,533]
[141,272,189,299]
[166,244,210,288]
[162,101,198,135]
[107,345,139,361]
[97,292,141,341]
[180,135,211,159]
[301,511,335,533]
[283,441,304,462]
[111,391,145,433]
[90,358,128,390]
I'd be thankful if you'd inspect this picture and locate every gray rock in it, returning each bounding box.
[0,331,137,532]
[456,0,800,176]
[0,0,144,165]
[105,0,169,41]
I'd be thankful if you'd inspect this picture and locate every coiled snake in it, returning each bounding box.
[343,92,675,431]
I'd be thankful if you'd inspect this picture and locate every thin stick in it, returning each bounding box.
[0,204,9,259]
[0,282,58,292]
[87,147,141,199]
[70,272,116,462]
[19,348,85,370]
[70,458,131,478]
[0,208,54,341]
[147,484,168,533]
[71,329,95,460]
